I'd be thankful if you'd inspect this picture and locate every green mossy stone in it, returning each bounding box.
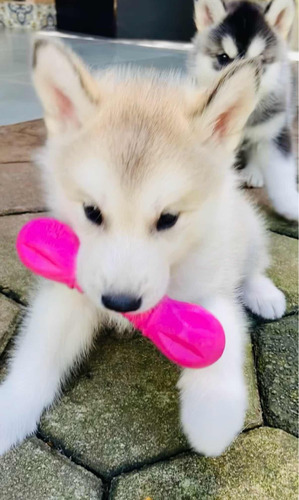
[0,294,20,357]
[244,342,263,429]
[111,428,298,500]
[0,213,42,303]
[268,214,298,239]
[253,315,298,436]
[39,332,262,478]
[268,233,298,314]
[0,438,102,500]
[40,335,188,478]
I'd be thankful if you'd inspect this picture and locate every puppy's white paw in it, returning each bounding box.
[0,388,37,456]
[179,376,246,457]
[274,193,299,221]
[242,275,286,320]
[240,164,264,188]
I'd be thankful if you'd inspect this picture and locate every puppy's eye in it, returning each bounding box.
[83,204,103,225]
[156,213,179,231]
[216,53,231,67]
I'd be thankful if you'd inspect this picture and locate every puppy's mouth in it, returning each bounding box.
[123,295,165,320]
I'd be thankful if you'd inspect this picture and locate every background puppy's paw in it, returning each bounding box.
[274,193,299,221]
[240,163,264,188]
[242,275,286,320]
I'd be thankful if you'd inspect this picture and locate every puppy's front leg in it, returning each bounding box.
[0,282,99,456]
[178,297,247,457]
[262,128,298,221]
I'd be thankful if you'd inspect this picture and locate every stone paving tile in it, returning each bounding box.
[267,214,298,240]
[0,162,45,215]
[110,427,298,500]
[0,294,20,357]
[244,342,263,429]
[253,315,298,437]
[0,212,44,302]
[39,334,261,479]
[0,437,102,500]
[0,119,46,163]
[268,233,298,314]
[40,335,188,479]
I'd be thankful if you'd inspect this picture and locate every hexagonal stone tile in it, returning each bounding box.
[110,428,298,500]
[244,342,262,429]
[0,294,20,356]
[39,334,261,479]
[267,213,298,240]
[40,335,187,478]
[0,162,45,215]
[0,437,102,500]
[253,315,298,437]
[268,233,298,314]
[247,188,298,239]
[0,213,43,302]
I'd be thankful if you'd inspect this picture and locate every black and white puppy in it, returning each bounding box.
[191,0,298,220]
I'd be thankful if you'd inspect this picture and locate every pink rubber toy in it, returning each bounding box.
[16,218,225,369]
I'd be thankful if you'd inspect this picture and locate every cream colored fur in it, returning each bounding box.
[0,41,285,457]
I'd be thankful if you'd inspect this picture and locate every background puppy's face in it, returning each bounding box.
[33,41,259,312]
[192,0,295,93]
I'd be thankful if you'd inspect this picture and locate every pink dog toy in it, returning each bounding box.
[16,218,225,369]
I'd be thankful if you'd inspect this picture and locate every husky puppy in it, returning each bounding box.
[0,41,286,457]
[191,0,298,220]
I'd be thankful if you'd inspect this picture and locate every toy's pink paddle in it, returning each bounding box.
[16,218,225,369]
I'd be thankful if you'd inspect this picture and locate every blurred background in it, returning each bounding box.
[0,0,297,46]
[0,0,297,125]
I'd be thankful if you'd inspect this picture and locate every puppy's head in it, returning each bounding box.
[33,40,259,313]
[192,0,295,90]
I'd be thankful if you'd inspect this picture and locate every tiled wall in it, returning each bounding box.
[0,0,56,30]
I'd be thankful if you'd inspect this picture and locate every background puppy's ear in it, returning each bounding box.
[188,60,260,152]
[32,40,100,136]
[194,0,226,32]
[265,0,295,39]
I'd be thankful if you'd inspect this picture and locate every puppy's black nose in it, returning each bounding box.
[102,294,142,313]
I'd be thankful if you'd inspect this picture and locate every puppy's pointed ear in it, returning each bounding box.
[32,40,101,135]
[188,60,260,153]
[265,0,295,39]
[194,0,226,32]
